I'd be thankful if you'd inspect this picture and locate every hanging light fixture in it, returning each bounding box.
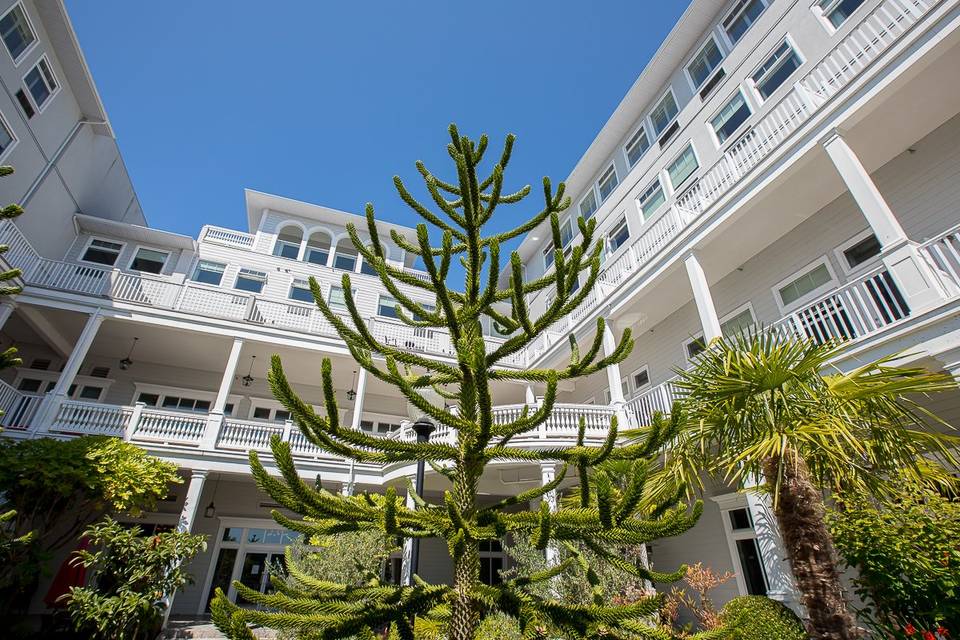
[204,474,221,518]
[241,355,256,387]
[347,369,358,401]
[119,337,138,370]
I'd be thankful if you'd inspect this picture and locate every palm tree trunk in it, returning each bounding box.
[762,448,858,640]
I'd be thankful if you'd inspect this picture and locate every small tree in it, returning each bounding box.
[65,517,206,639]
[0,437,181,610]
[828,484,960,636]
[212,127,711,640]
[654,332,960,640]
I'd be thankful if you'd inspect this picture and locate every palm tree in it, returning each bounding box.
[645,331,960,640]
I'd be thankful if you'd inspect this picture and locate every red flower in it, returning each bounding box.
[937,627,949,638]
[923,631,935,640]
[905,624,916,637]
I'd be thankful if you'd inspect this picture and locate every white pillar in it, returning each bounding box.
[822,131,948,313]
[201,337,244,450]
[538,463,560,567]
[165,469,208,625]
[341,369,368,496]
[684,253,722,342]
[524,384,536,405]
[400,489,415,585]
[0,301,15,330]
[601,319,625,406]
[35,309,103,430]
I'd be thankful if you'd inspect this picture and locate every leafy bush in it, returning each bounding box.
[65,517,206,639]
[719,596,807,640]
[827,486,960,635]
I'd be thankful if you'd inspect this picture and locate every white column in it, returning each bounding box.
[601,319,625,406]
[201,337,244,450]
[823,131,948,312]
[400,489,416,585]
[684,253,722,342]
[0,301,15,331]
[524,384,536,405]
[35,309,103,430]
[538,463,559,567]
[165,469,208,625]
[341,369,368,496]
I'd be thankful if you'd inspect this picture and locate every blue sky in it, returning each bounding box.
[66,2,690,241]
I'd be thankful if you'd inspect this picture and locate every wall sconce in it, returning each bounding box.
[119,337,138,370]
[346,369,358,401]
[241,355,256,387]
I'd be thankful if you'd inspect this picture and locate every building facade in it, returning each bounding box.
[2,0,960,622]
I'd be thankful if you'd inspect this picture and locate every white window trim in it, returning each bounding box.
[606,216,631,256]
[711,493,769,596]
[126,244,171,275]
[720,301,757,337]
[14,369,114,400]
[78,236,126,268]
[748,36,805,104]
[708,88,754,149]
[720,0,769,49]
[666,142,701,192]
[577,188,599,220]
[0,110,18,162]
[684,32,725,93]
[623,122,651,168]
[833,228,882,276]
[597,163,619,203]
[20,54,60,115]
[132,383,241,412]
[233,267,267,292]
[648,86,680,137]
[0,2,38,66]
[811,0,865,33]
[541,239,556,272]
[772,256,839,314]
[630,364,652,396]
[191,259,227,286]
[636,177,667,223]
[682,330,707,362]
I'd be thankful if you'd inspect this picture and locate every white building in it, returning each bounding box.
[2,0,960,623]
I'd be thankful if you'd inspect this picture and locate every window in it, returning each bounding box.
[378,295,399,318]
[729,508,753,530]
[687,37,724,89]
[721,306,755,337]
[752,41,802,100]
[667,144,699,190]
[737,538,769,595]
[137,392,160,406]
[128,247,168,274]
[14,89,33,118]
[711,91,752,144]
[840,233,881,270]
[252,407,289,423]
[631,366,651,393]
[597,165,619,202]
[360,259,377,276]
[192,260,226,286]
[82,239,123,266]
[234,268,266,293]
[685,336,707,360]
[637,179,666,220]
[306,247,328,265]
[17,378,41,393]
[778,262,833,307]
[161,396,211,413]
[650,91,679,135]
[560,219,574,249]
[288,279,314,303]
[818,0,865,28]
[328,286,348,309]
[624,126,650,166]
[334,252,356,271]
[723,0,766,44]
[89,366,111,378]
[0,4,35,61]
[479,540,505,586]
[273,227,302,259]
[542,240,555,269]
[24,57,57,110]
[0,113,15,157]
[78,385,103,401]
[608,218,630,252]
[578,190,598,220]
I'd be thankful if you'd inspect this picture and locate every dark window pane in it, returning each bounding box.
[729,508,753,530]
[736,538,768,595]
[206,548,238,611]
[843,234,881,269]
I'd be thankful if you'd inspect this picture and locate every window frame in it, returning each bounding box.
[648,87,680,137]
[596,163,619,203]
[833,229,882,276]
[630,364,651,396]
[133,383,240,416]
[683,331,707,362]
[377,294,400,319]
[709,89,753,147]
[0,110,18,162]
[685,33,725,93]
[813,0,867,31]
[126,245,170,275]
[720,302,757,338]
[772,256,839,314]
[288,278,315,304]
[191,259,227,286]
[233,268,267,293]
[713,493,770,597]
[578,188,599,221]
[623,123,651,167]
[0,2,37,65]
[636,177,667,221]
[79,236,125,268]
[721,0,768,47]
[666,143,701,191]
[749,37,804,103]
[21,55,59,114]
[607,217,630,254]
[542,239,556,271]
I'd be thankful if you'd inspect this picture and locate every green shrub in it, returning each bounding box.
[720,596,807,640]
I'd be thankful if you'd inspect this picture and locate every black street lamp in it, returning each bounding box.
[408,417,435,583]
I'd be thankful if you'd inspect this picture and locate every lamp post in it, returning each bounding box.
[408,417,435,583]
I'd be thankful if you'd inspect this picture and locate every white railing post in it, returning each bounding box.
[282,419,293,443]
[124,402,146,441]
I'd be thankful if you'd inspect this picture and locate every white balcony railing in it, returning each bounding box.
[920,224,960,294]
[0,379,42,429]
[200,226,256,249]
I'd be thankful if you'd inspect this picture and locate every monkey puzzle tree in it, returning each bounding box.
[211,126,711,640]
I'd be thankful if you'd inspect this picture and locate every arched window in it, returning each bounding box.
[273,225,303,259]
[304,230,332,266]
[333,237,358,271]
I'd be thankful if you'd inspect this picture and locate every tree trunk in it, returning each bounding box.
[448,466,480,640]
[762,449,858,640]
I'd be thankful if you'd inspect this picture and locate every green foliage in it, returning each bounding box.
[827,486,960,633]
[0,436,180,609]
[718,596,806,640]
[0,165,24,372]
[65,517,206,639]
[211,126,707,640]
[288,531,397,588]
